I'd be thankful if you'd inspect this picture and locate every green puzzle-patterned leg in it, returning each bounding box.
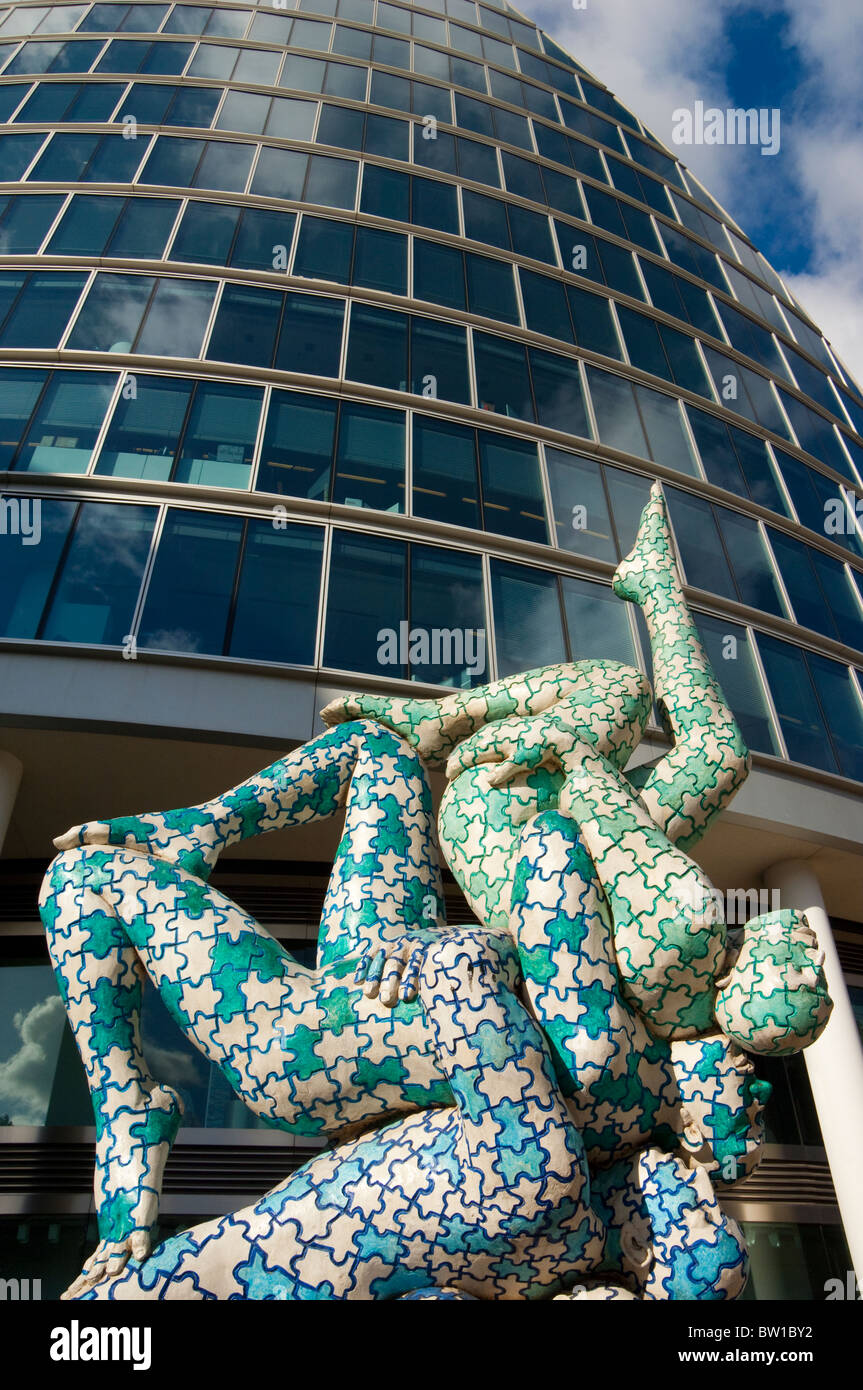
[614,482,751,851]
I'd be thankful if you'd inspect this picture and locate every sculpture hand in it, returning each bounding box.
[445,712,596,787]
[62,1231,152,1301]
[355,929,456,1006]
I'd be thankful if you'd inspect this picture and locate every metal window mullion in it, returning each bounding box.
[126,499,168,641]
[314,521,334,674]
[479,547,498,681]
[55,264,98,349]
[535,436,555,550]
[747,623,790,761]
[84,365,129,476]
[248,379,271,493]
[195,272,226,361]
[757,518,796,625]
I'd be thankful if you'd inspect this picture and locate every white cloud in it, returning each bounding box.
[0,994,66,1125]
[524,0,863,387]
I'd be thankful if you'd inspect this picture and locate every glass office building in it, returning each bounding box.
[0,0,861,1299]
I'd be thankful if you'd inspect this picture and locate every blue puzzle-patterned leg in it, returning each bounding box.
[40,840,456,1299]
[78,930,599,1301]
[54,720,448,974]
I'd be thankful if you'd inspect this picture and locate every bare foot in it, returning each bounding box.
[64,1084,183,1300]
[53,807,224,881]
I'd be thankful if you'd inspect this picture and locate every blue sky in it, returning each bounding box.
[527,0,863,387]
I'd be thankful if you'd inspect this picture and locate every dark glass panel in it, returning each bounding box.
[256,389,336,500]
[138,509,243,654]
[95,373,192,480]
[490,559,566,676]
[173,381,262,488]
[324,530,407,678]
[229,520,323,666]
[333,400,404,512]
[412,414,479,530]
[41,501,155,645]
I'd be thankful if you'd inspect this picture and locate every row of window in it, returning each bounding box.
[0,0,600,109]
[0,113,848,406]
[2,490,862,780]
[2,361,863,645]
[0,258,856,493]
[0,1,553,68]
[0,158,848,421]
[0,27,621,137]
[1,330,861,542]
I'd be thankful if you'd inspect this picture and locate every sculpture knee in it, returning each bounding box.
[714,910,832,1055]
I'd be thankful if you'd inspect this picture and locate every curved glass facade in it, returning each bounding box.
[0,0,861,785]
[0,0,861,1299]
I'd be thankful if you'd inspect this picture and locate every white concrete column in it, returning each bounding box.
[764,858,863,1285]
[0,750,22,854]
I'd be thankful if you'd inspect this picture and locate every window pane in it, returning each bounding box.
[231,207,296,273]
[412,414,479,530]
[687,406,747,495]
[193,139,254,193]
[304,153,357,209]
[490,559,566,676]
[567,284,621,359]
[106,195,178,258]
[206,283,282,367]
[731,427,788,516]
[249,146,307,200]
[561,575,635,664]
[95,373,192,480]
[587,367,646,457]
[465,253,517,324]
[807,654,863,781]
[757,633,838,773]
[479,431,546,543]
[333,400,404,512]
[360,163,409,220]
[324,530,407,677]
[41,501,155,645]
[139,509,243,654]
[546,448,615,560]
[694,613,780,754]
[139,134,205,187]
[809,549,863,652]
[520,269,572,343]
[530,347,590,437]
[0,366,48,468]
[474,332,533,421]
[413,239,465,311]
[603,463,653,555]
[666,488,736,600]
[345,303,407,390]
[410,316,470,405]
[171,199,240,265]
[15,369,116,474]
[0,193,64,252]
[173,381,262,488]
[352,226,406,295]
[293,213,352,283]
[47,194,121,257]
[767,529,835,639]
[635,384,698,474]
[411,174,458,233]
[714,506,785,617]
[0,496,76,637]
[275,293,344,376]
[134,275,215,357]
[256,389,336,500]
[229,520,323,666]
[410,545,487,686]
[0,271,86,348]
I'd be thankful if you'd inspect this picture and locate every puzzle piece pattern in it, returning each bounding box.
[42,486,831,1301]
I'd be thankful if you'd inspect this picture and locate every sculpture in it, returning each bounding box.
[38,485,832,1301]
